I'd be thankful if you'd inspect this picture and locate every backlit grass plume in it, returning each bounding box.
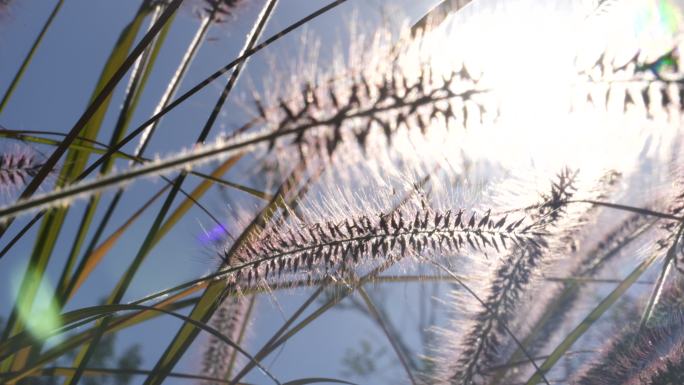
[438,169,579,385]
[225,206,544,287]
[201,295,253,384]
[0,144,46,191]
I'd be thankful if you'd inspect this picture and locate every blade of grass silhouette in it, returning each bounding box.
[489,217,658,385]
[0,4,169,373]
[2,303,282,385]
[500,200,682,222]
[191,171,273,200]
[0,0,184,238]
[0,0,65,113]
[72,0,348,183]
[523,249,662,385]
[0,366,257,384]
[638,221,684,330]
[57,5,175,311]
[428,259,551,385]
[225,295,257,379]
[281,379,356,385]
[358,287,418,385]
[483,350,597,374]
[0,131,134,160]
[81,2,280,383]
[60,184,171,301]
[573,200,683,221]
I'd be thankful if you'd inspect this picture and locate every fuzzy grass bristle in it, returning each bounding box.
[0,147,45,190]
[441,169,579,385]
[255,61,490,160]
[201,295,252,384]
[224,207,544,288]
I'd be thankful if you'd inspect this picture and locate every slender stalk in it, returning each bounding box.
[0,0,65,113]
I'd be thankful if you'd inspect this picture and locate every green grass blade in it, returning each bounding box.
[1,366,257,385]
[0,5,155,373]
[0,0,64,113]
[282,379,357,385]
[524,251,661,385]
[56,5,176,309]
[4,303,280,384]
[357,287,417,385]
[0,0,183,239]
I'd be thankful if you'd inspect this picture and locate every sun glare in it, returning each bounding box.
[415,0,684,195]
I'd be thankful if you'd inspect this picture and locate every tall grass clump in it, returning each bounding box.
[2,1,684,385]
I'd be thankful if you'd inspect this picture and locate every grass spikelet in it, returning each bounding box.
[0,144,47,191]
[442,168,579,385]
[224,206,543,288]
[248,22,491,164]
[201,295,253,384]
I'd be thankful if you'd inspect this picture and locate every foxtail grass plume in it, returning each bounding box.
[436,169,578,385]
[201,295,253,384]
[0,144,46,191]
[224,205,545,288]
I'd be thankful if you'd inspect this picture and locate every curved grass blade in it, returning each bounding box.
[2,303,281,385]
[0,366,256,385]
[282,379,357,385]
